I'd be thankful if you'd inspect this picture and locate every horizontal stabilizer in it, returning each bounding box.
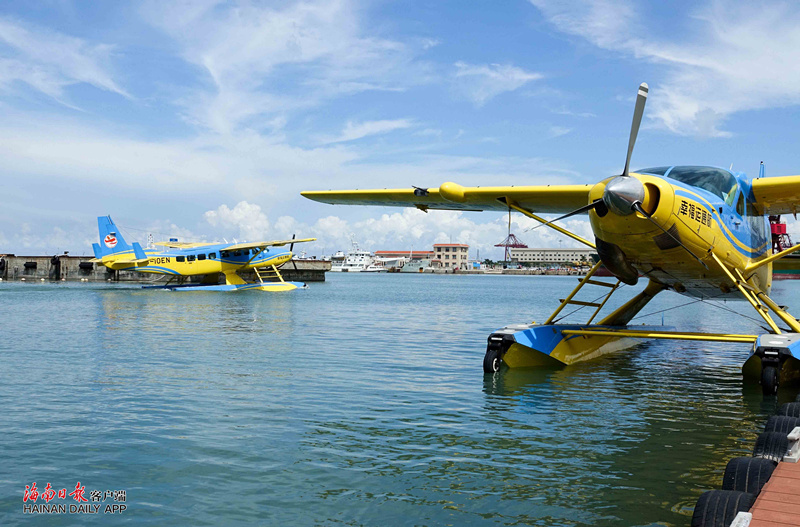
[133,242,147,260]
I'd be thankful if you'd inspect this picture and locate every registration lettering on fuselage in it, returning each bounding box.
[150,257,171,265]
[678,199,712,227]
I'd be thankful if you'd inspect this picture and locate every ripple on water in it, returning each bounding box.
[1,276,798,526]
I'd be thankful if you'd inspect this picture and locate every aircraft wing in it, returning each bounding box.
[301,182,593,213]
[152,241,212,249]
[751,175,800,215]
[225,238,316,251]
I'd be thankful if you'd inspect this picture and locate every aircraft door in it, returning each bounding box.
[733,191,745,233]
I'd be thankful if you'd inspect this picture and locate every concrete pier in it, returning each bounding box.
[0,254,120,282]
[0,254,330,283]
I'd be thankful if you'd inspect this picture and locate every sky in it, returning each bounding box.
[3,0,800,259]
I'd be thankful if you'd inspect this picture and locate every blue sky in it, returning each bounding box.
[3,0,800,258]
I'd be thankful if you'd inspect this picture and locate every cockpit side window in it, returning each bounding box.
[635,166,671,176]
[736,192,745,216]
[666,166,738,202]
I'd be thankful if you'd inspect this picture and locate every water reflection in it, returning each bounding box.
[2,276,800,526]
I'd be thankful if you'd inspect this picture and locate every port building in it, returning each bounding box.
[433,243,469,270]
[374,250,434,259]
[509,247,595,265]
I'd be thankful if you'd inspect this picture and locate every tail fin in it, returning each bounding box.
[96,216,132,257]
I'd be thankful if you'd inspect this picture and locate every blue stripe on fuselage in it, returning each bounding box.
[672,187,767,258]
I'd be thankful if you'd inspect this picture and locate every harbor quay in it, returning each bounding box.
[0,254,331,283]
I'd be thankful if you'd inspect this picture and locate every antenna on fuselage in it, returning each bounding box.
[759,161,765,178]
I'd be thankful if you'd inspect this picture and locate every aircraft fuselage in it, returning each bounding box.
[589,166,770,299]
[103,244,293,276]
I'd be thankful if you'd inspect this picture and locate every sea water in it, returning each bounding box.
[1,274,798,526]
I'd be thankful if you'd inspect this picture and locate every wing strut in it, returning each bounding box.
[710,253,782,333]
[506,200,595,249]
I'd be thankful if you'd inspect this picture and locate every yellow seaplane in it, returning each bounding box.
[92,216,314,292]
[303,83,800,394]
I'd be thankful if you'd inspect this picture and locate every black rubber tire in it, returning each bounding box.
[721,457,776,495]
[764,415,800,434]
[483,348,502,373]
[778,402,800,418]
[753,431,790,462]
[761,365,779,395]
[690,490,755,527]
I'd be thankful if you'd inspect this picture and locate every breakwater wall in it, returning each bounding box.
[0,255,330,282]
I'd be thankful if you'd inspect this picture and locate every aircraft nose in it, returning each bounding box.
[602,175,645,216]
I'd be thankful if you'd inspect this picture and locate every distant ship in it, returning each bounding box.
[400,258,432,273]
[330,240,386,273]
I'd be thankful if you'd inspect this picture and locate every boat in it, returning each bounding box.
[330,240,384,272]
[363,262,387,273]
[400,258,431,273]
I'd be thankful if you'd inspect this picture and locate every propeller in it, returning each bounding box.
[622,83,648,178]
[290,234,298,269]
[525,83,649,230]
[525,199,606,232]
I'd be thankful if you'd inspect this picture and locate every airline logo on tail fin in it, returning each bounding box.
[96,215,132,256]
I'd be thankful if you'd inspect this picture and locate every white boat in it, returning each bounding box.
[400,258,431,273]
[363,262,387,273]
[330,240,384,272]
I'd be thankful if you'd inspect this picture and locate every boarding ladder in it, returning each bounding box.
[544,261,620,325]
[254,265,286,284]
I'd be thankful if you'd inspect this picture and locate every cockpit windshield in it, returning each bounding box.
[639,166,738,202]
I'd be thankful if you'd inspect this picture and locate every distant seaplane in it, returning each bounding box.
[303,83,800,394]
[92,216,314,291]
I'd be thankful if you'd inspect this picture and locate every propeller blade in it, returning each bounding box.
[631,202,708,269]
[525,199,604,232]
[622,83,649,178]
[290,234,298,269]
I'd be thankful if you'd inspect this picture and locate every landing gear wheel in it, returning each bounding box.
[483,348,502,373]
[761,365,779,395]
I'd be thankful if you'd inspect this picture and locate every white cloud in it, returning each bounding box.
[0,220,98,256]
[530,0,800,137]
[549,126,571,138]
[204,201,271,241]
[552,107,597,118]
[0,16,128,104]
[420,38,441,50]
[453,61,543,106]
[141,0,435,134]
[323,118,415,144]
[198,201,595,261]
[415,128,442,138]
[0,113,360,195]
